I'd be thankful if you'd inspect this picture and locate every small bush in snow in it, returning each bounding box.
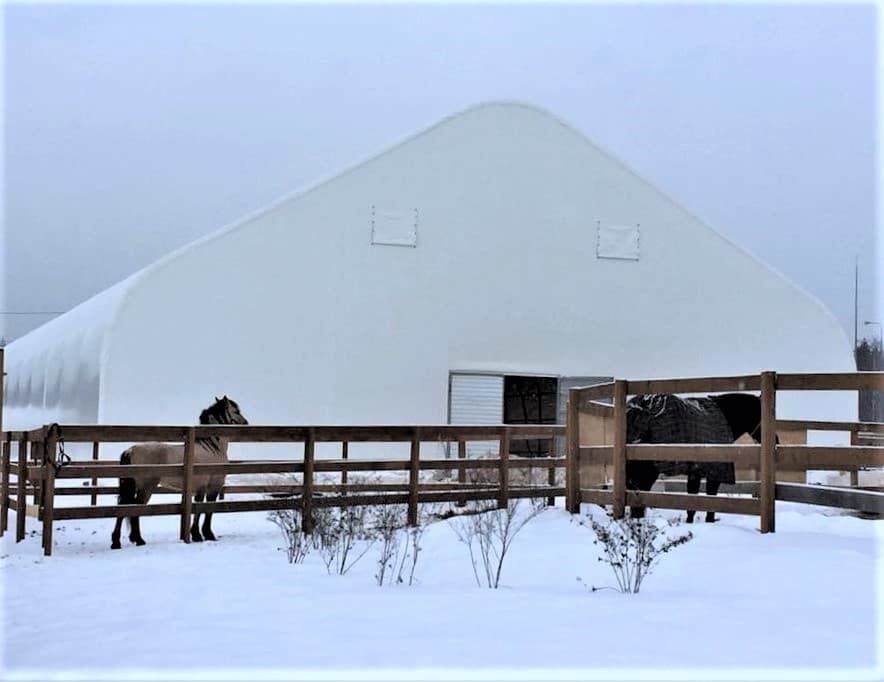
[372,504,406,586]
[371,504,437,587]
[312,504,376,575]
[450,498,546,589]
[268,508,311,564]
[578,511,693,594]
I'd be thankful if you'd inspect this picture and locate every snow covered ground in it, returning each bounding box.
[1,498,881,681]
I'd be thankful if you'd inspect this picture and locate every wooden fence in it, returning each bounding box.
[1,363,882,556]
[565,371,884,532]
[0,424,565,556]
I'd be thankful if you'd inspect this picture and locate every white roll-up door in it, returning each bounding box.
[449,373,504,457]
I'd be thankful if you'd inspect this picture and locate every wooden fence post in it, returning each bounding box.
[566,388,580,513]
[42,431,57,556]
[408,432,420,526]
[91,441,99,506]
[16,433,27,542]
[180,427,195,542]
[341,440,348,492]
[32,439,43,517]
[760,371,777,533]
[1,435,10,534]
[612,380,628,520]
[849,431,859,487]
[456,439,466,507]
[547,435,556,507]
[498,428,510,510]
[301,429,315,534]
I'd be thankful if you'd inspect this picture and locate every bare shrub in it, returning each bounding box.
[268,508,311,564]
[577,511,693,594]
[372,504,407,586]
[450,499,545,589]
[371,503,439,587]
[312,503,376,575]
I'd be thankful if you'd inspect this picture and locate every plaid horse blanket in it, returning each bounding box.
[626,394,736,484]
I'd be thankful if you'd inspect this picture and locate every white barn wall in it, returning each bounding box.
[5,102,856,446]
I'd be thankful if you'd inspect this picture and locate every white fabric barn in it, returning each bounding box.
[3,102,855,436]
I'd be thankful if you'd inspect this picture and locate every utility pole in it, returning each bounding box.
[854,258,859,352]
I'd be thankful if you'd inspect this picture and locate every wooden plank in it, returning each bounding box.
[314,460,408,473]
[43,434,57,556]
[194,461,307,475]
[579,446,614,467]
[32,439,43,513]
[566,388,580,513]
[849,431,860,487]
[50,486,566,523]
[626,491,760,516]
[579,488,614,506]
[498,429,509,510]
[457,439,466,507]
[626,444,760,468]
[774,483,884,515]
[341,441,348,489]
[30,423,566,445]
[1,436,10,534]
[55,486,122,496]
[410,487,564,507]
[547,442,556,506]
[39,425,190,443]
[16,435,28,542]
[775,419,884,433]
[626,375,761,395]
[663,480,760,496]
[776,372,884,392]
[91,442,99,506]
[573,383,615,402]
[760,371,777,533]
[53,503,183,520]
[301,429,315,534]
[776,446,884,471]
[180,428,195,543]
[580,400,614,417]
[612,380,627,519]
[408,434,420,526]
[54,464,189,479]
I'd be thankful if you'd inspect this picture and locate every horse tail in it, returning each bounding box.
[118,449,137,506]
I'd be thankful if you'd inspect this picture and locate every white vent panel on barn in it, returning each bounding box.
[597,222,640,260]
[370,206,418,247]
[449,373,503,457]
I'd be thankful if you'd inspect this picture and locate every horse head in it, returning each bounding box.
[200,396,249,425]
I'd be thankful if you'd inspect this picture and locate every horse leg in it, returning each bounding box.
[190,491,205,542]
[128,488,150,546]
[111,470,138,550]
[111,516,125,550]
[705,479,722,523]
[685,472,701,524]
[628,463,657,519]
[202,490,218,541]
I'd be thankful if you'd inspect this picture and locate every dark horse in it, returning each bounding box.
[625,393,764,523]
[111,396,249,549]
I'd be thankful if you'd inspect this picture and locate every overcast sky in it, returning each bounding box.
[1,2,879,346]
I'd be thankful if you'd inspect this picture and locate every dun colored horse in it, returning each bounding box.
[111,396,248,549]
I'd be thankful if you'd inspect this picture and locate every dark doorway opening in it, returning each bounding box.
[503,375,558,456]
